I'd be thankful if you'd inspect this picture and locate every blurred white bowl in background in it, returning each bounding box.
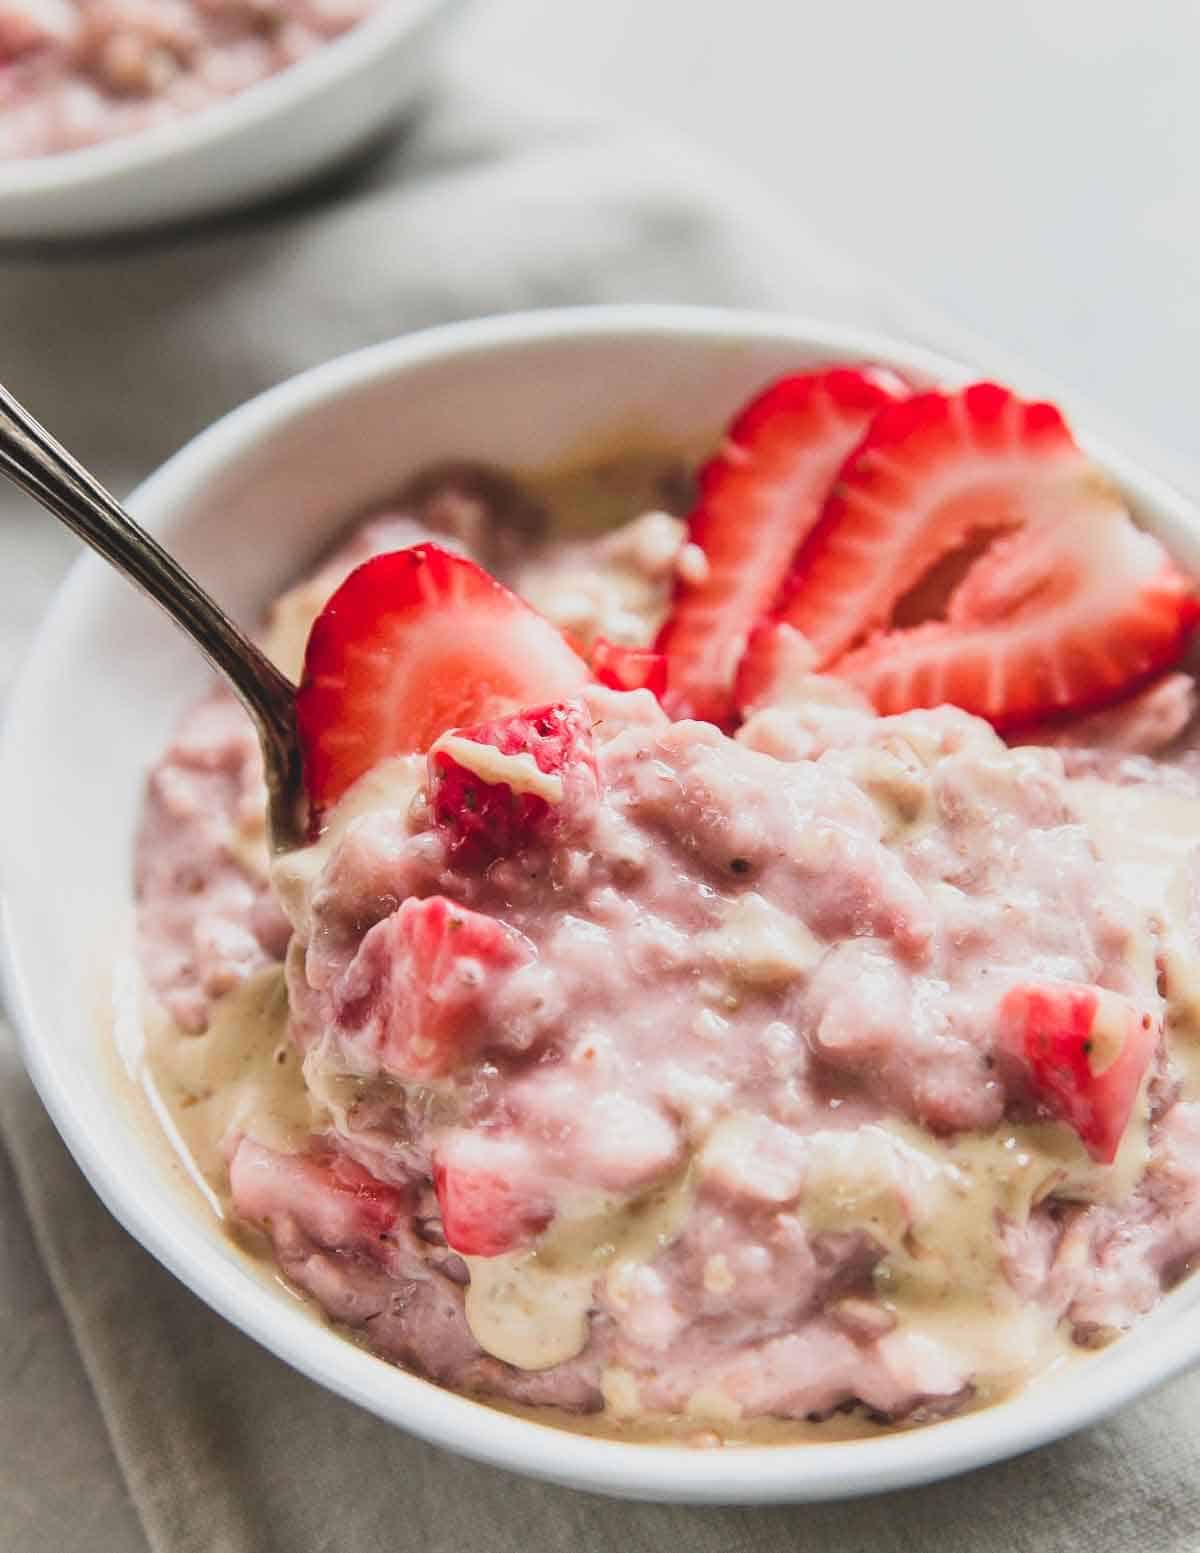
[0,0,467,242]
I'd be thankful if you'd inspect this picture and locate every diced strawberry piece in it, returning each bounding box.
[296,545,590,818]
[428,700,597,868]
[996,982,1159,1164]
[590,637,667,698]
[750,382,1199,729]
[333,895,534,1081]
[432,1130,554,1257]
[229,1136,406,1248]
[656,366,908,725]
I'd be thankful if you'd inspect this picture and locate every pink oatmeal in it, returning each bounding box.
[134,458,1200,1438]
[0,0,379,160]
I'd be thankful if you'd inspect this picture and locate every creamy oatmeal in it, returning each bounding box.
[128,408,1200,1440]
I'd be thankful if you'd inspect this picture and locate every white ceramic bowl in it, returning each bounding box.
[5,306,1200,1504]
[0,0,465,242]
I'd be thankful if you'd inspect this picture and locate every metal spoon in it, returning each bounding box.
[0,381,307,850]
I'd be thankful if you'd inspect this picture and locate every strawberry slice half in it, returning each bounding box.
[832,518,1199,728]
[764,384,1083,666]
[997,982,1159,1164]
[296,544,590,817]
[333,895,534,1082]
[590,637,667,697]
[429,701,597,867]
[655,365,908,725]
[750,383,1199,728]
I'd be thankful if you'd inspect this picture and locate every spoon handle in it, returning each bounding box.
[0,382,306,849]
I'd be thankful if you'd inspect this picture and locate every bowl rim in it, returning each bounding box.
[0,0,459,199]
[5,302,1200,1504]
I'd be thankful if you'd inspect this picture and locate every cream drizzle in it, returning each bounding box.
[269,753,425,939]
[429,735,565,804]
[139,967,312,1205]
[464,1171,694,1371]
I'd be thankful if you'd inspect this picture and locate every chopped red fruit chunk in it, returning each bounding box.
[996,982,1159,1164]
[429,700,597,867]
[432,1131,554,1257]
[656,365,907,725]
[748,383,1199,729]
[229,1136,406,1247]
[590,637,667,698]
[296,544,590,817]
[333,895,534,1081]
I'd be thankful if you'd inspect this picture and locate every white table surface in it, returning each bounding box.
[457,0,1200,471]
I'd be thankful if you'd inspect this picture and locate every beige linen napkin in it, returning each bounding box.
[2,64,1199,1553]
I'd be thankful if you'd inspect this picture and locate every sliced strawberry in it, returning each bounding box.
[656,366,908,725]
[428,701,597,867]
[751,383,1199,728]
[432,1130,554,1257]
[333,895,534,1081]
[296,545,590,817]
[765,384,1077,666]
[996,982,1159,1164]
[590,637,667,698]
[832,490,1199,729]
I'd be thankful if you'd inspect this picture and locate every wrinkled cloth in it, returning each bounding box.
[2,61,1200,1553]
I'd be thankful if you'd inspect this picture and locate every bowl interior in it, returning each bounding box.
[6,307,1200,1503]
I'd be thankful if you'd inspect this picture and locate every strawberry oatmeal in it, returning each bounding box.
[0,0,379,159]
[132,376,1200,1440]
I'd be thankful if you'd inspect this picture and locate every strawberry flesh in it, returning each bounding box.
[735,621,820,715]
[590,637,667,698]
[656,365,908,725]
[433,1131,554,1257]
[296,544,590,818]
[333,895,534,1082]
[766,384,1082,667]
[832,481,1199,729]
[429,701,597,868]
[996,982,1159,1164]
[229,1137,407,1247]
[746,383,1199,728]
